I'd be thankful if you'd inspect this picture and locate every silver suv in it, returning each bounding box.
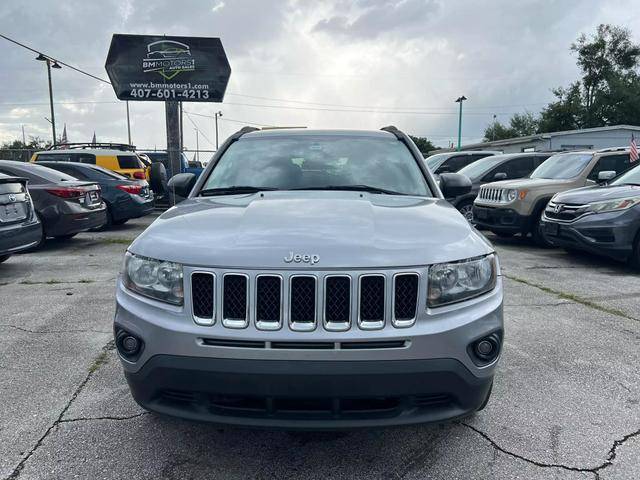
[114,127,504,429]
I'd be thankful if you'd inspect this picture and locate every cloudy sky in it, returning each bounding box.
[1,0,639,154]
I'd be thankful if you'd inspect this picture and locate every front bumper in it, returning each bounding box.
[472,205,531,233]
[0,219,42,255]
[114,271,503,428]
[540,209,640,261]
[125,355,493,429]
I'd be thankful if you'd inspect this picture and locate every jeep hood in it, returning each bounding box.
[553,184,640,204]
[129,191,493,269]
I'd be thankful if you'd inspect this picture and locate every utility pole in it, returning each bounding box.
[165,101,181,180]
[21,125,26,144]
[214,110,223,150]
[36,54,61,145]
[455,95,467,151]
[179,102,184,151]
[126,101,132,145]
[194,128,200,163]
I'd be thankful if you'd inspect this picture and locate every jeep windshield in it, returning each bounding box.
[200,135,431,196]
[530,153,593,180]
[457,155,508,180]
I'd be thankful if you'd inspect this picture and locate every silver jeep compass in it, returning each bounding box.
[114,126,504,429]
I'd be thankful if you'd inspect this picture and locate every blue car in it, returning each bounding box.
[141,151,204,178]
[38,162,154,228]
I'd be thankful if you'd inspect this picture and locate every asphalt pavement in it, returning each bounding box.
[0,214,638,480]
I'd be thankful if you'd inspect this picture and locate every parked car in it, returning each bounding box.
[114,127,503,429]
[141,151,204,178]
[473,147,634,244]
[37,162,154,228]
[451,153,552,221]
[0,161,106,243]
[540,162,640,266]
[425,150,501,175]
[0,172,42,263]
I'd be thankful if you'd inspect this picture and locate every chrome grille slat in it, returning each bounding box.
[222,273,249,328]
[289,275,317,331]
[191,272,215,325]
[358,275,386,330]
[255,275,282,330]
[324,275,351,331]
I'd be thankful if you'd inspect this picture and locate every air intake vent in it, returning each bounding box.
[223,274,248,328]
[290,276,316,330]
[393,274,419,327]
[359,275,385,329]
[324,276,351,330]
[256,275,282,330]
[191,272,214,324]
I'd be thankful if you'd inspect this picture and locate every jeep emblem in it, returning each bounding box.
[284,252,320,265]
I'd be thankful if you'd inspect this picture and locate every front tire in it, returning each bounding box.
[630,234,640,269]
[531,216,553,248]
[457,201,474,223]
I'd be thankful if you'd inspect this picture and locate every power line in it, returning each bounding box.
[183,111,215,146]
[183,110,274,127]
[0,33,111,84]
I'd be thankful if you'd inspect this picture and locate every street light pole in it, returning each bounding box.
[455,95,467,151]
[214,110,223,150]
[37,54,61,145]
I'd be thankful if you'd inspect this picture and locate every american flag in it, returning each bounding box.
[631,133,639,163]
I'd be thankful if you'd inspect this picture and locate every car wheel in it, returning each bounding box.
[112,218,128,226]
[149,162,168,196]
[0,254,10,264]
[457,201,474,222]
[531,215,553,248]
[630,234,640,269]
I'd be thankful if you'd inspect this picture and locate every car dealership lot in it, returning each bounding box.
[0,215,638,480]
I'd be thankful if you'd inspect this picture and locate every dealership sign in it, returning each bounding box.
[105,34,231,102]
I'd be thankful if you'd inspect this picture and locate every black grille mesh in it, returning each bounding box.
[394,274,418,321]
[223,275,247,320]
[256,276,281,322]
[191,273,213,319]
[290,276,316,323]
[360,276,385,322]
[325,277,351,323]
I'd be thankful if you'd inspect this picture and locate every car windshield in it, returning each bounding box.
[530,153,593,179]
[458,155,510,180]
[611,163,640,185]
[201,135,431,196]
[425,153,450,170]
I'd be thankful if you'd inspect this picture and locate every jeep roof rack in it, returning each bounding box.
[47,142,137,152]
[596,146,630,153]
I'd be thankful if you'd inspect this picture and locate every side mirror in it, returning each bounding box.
[440,172,472,198]
[167,173,197,198]
[597,170,616,182]
[493,172,507,180]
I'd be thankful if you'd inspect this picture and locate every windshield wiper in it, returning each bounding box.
[199,186,280,196]
[617,182,640,186]
[291,185,407,195]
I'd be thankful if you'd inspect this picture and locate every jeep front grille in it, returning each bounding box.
[190,269,422,331]
[478,187,504,202]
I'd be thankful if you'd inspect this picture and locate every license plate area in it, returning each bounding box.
[0,202,28,223]
[544,222,559,236]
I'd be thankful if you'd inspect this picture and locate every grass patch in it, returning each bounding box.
[505,274,637,322]
[101,238,135,245]
[88,349,110,373]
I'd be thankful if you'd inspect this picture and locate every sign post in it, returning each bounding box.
[105,34,231,187]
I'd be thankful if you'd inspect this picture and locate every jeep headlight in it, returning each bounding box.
[428,254,497,307]
[505,189,517,202]
[123,252,184,305]
[588,196,640,214]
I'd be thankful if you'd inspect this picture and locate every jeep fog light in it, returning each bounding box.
[123,252,184,305]
[428,254,497,307]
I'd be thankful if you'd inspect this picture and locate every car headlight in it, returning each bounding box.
[123,252,184,305]
[505,189,517,202]
[428,254,497,307]
[588,196,640,213]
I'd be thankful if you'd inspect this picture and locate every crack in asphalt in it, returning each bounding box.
[462,422,640,477]
[0,324,111,334]
[4,340,115,480]
[504,274,640,323]
[58,412,149,424]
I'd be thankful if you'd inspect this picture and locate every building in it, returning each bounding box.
[440,124,640,154]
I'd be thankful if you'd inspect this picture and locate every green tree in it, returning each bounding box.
[0,136,51,162]
[408,135,436,154]
[483,112,539,141]
[539,24,640,132]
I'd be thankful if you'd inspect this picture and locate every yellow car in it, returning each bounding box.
[31,143,148,181]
